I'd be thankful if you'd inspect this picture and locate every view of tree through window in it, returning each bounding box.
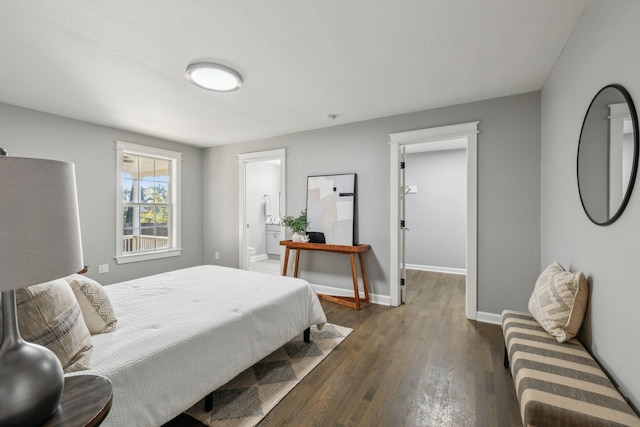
[122,154,171,253]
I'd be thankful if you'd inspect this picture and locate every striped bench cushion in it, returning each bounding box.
[502,310,640,427]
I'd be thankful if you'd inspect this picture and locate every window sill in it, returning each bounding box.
[115,248,182,264]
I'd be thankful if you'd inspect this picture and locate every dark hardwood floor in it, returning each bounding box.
[260,270,522,427]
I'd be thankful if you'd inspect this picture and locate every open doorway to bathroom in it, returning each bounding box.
[238,149,286,275]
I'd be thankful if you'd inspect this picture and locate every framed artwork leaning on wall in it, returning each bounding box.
[306,173,357,246]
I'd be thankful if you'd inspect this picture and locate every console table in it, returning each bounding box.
[280,240,371,309]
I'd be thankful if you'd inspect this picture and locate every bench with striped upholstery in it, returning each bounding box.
[502,310,640,427]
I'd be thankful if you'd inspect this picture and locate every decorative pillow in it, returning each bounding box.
[0,278,93,372]
[528,261,589,342]
[65,274,118,335]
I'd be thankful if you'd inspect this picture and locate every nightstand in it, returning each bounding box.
[43,375,113,427]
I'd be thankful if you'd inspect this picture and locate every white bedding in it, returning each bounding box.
[67,265,327,427]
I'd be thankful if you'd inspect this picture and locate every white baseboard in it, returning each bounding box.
[309,280,501,319]
[475,311,502,325]
[405,264,466,275]
[310,283,390,306]
[250,253,268,263]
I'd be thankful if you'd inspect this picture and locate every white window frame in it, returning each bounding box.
[115,140,183,264]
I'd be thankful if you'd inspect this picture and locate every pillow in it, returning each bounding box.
[528,261,589,342]
[0,278,93,372]
[65,274,118,335]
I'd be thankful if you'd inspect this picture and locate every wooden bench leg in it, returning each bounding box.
[205,392,213,411]
[504,344,510,369]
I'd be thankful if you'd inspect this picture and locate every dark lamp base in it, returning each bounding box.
[0,340,64,426]
[0,289,64,427]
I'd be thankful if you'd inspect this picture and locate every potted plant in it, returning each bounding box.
[281,209,308,242]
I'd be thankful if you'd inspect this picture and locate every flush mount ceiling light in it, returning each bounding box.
[185,62,242,92]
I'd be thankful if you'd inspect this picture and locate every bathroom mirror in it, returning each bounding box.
[577,84,639,225]
[306,173,356,245]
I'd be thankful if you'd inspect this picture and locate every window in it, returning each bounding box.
[115,141,182,264]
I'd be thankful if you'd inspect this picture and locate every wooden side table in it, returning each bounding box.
[43,375,113,427]
[280,240,371,309]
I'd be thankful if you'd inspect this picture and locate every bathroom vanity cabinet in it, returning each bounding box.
[266,224,281,256]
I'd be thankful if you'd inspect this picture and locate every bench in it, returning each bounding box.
[502,310,640,427]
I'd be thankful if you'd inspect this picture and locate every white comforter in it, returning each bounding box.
[67,265,327,427]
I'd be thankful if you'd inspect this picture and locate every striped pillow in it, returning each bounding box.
[66,274,118,334]
[528,261,589,342]
[0,278,93,372]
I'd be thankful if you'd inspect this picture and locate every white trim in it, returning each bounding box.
[389,121,479,320]
[250,253,269,263]
[608,102,631,216]
[310,283,390,306]
[389,122,477,144]
[114,141,183,264]
[609,102,631,119]
[238,148,286,161]
[238,148,286,270]
[476,311,502,325]
[405,264,466,275]
[115,140,184,160]
[391,142,400,305]
[115,249,182,264]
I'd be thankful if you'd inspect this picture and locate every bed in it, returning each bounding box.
[66,265,327,427]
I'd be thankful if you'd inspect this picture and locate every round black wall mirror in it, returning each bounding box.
[577,84,639,225]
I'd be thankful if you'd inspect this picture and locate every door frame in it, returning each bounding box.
[238,148,286,270]
[389,122,478,319]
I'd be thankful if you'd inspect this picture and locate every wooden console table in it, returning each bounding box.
[280,240,371,309]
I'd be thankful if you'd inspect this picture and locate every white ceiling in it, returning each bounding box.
[0,1,588,148]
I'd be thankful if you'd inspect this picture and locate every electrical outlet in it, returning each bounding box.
[98,264,109,274]
[215,252,220,260]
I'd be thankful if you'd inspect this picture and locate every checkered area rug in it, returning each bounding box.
[164,323,351,427]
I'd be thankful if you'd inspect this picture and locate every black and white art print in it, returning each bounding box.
[306,173,356,246]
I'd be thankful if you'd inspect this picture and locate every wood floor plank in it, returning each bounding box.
[260,270,522,426]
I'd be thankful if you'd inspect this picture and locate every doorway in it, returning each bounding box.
[404,143,467,274]
[238,148,286,273]
[389,122,478,319]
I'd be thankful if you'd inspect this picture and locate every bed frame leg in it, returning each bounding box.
[203,329,311,412]
[205,392,213,412]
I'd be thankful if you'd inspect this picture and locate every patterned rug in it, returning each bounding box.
[163,323,352,427]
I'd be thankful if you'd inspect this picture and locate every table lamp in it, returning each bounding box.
[0,150,84,426]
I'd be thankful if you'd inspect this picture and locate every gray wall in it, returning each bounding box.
[405,149,466,270]
[203,91,541,313]
[0,102,204,284]
[541,0,640,408]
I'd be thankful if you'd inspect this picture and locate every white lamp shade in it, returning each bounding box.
[0,157,84,290]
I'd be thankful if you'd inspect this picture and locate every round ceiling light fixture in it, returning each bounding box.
[185,62,242,92]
